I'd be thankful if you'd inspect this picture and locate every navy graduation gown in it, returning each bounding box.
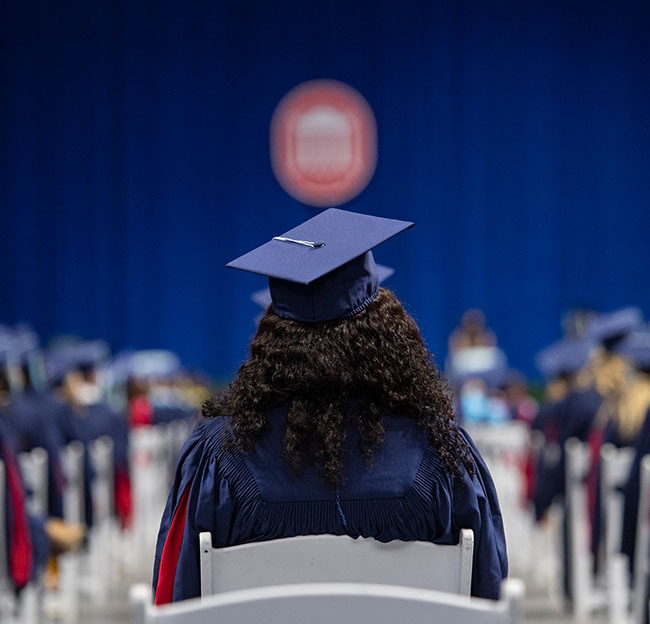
[533,387,602,520]
[6,392,67,518]
[621,408,650,573]
[153,411,508,603]
[73,403,130,526]
[0,415,48,590]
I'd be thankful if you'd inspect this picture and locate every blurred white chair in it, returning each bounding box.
[466,421,537,581]
[199,530,474,598]
[86,436,115,601]
[0,459,16,623]
[599,443,635,624]
[54,441,86,622]
[631,455,650,624]
[131,579,524,624]
[600,444,634,569]
[565,437,606,620]
[17,448,48,624]
[18,448,48,517]
[127,425,172,577]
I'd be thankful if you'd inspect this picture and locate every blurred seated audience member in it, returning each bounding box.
[455,376,509,425]
[153,210,508,604]
[448,309,497,356]
[111,350,202,428]
[48,340,131,527]
[0,328,66,519]
[499,369,538,425]
[579,310,644,561]
[561,307,597,340]
[533,338,594,439]
[0,394,84,593]
[533,308,642,595]
[533,308,641,522]
[613,330,650,575]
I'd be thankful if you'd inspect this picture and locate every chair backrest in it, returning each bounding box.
[0,459,14,622]
[599,444,634,561]
[0,460,8,592]
[199,530,474,598]
[89,436,114,522]
[62,441,85,525]
[565,438,605,617]
[632,454,650,624]
[18,447,48,517]
[131,579,524,624]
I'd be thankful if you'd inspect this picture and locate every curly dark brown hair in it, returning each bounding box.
[203,288,474,486]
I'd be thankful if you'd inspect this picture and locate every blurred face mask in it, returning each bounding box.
[460,384,490,423]
[74,381,102,406]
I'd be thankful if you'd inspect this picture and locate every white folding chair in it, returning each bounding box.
[16,449,48,624]
[565,437,606,620]
[0,459,16,623]
[199,530,474,597]
[52,441,86,622]
[126,425,173,576]
[631,455,650,624]
[17,448,48,517]
[599,443,635,624]
[62,441,85,525]
[467,422,533,579]
[131,579,524,624]
[600,444,634,567]
[86,436,115,600]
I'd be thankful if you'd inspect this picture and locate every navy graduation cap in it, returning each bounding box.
[586,307,643,344]
[250,263,396,312]
[229,208,413,323]
[535,338,593,380]
[616,330,650,371]
[46,340,110,385]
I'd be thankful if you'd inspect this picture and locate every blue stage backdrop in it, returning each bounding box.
[2,1,650,382]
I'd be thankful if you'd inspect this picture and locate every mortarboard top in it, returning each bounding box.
[12,328,40,365]
[47,340,110,384]
[615,330,650,371]
[229,208,413,323]
[111,350,182,385]
[535,338,593,380]
[586,307,643,345]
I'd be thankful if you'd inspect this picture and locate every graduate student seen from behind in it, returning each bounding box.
[153,209,508,604]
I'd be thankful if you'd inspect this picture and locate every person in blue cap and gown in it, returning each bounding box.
[48,340,131,527]
[0,378,84,592]
[0,329,68,519]
[617,331,650,576]
[153,209,508,604]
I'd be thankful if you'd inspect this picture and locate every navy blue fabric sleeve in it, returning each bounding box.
[452,429,508,599]
[27,513,49,579]
[152,420,233,603]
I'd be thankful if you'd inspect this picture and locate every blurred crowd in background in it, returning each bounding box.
[3,301,650,620]
[0,325,208,606]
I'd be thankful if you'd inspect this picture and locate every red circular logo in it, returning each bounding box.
[270,80,377,207]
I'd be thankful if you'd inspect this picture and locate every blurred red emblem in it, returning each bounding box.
[270,80,377,207]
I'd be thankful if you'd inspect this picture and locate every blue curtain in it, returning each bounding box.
[2,0,650,381]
